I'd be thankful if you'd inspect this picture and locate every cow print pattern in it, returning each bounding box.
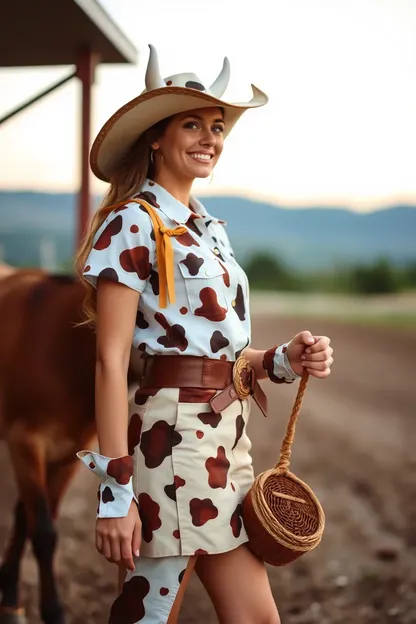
[94,215,122,250]
[205,446,230,489]
[128,413,143,455]
[107,456,134,485]
[185,80,205,91]
[263,345,293,384]
[109,575,150,623]
[149,268,159,295]
[139,493,162,542]
[135,191,160,208]
[189,498,218,526]
[219,261,230,287]
[197,409,222,428]
[102,486,115,504]
[180,253,204,276]
[136,309,149,329]
[155,312,188,351]
[176,231,200,248]
[140,421,182,468]
[164,476,186,502]
[122,382,253,558]
[210,330,230,353]
[83,179,251,363]
[98,267,118,282]
[230,503,243,538]
[232,413,245,450]
[194,288,227,322]
[134,387,160,406]
[83,179,259,560]
[233,284,246,321]
[186,216,203,237]
[120,246,152,281]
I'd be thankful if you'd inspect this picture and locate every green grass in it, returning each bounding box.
[334,313,416,329]
[273,312,416,329]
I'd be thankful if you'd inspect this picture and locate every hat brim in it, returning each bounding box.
[90,85,268,182]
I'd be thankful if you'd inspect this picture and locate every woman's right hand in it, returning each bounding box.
[95,500,142,572]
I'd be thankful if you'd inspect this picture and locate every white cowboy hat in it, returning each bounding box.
[90,44,268,182]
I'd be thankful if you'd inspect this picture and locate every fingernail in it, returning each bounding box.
[307,337,314,343]
[135,549,140,557]
[305,348,311,354]
[301,354,306,360]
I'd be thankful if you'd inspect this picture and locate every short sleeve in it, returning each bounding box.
[83,203,156,293]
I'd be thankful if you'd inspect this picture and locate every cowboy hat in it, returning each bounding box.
[90,44,268,182]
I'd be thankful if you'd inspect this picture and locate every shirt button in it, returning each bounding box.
[213,248,220,255]
[205,270,212,277]
[232,300,236,307]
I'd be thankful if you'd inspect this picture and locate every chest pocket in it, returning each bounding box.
[178,257,229,321]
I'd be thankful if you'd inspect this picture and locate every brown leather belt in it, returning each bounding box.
[138,354,268,417]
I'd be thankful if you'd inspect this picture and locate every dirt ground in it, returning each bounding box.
[0,316,414,623]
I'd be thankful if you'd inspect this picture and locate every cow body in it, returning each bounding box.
[0,268,97,624]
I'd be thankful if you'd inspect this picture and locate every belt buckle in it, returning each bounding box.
[233,356,253,400]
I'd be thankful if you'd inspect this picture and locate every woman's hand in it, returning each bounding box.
[287,331,333,379]
[95,500,142,572]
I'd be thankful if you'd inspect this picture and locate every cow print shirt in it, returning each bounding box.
[84,179,251,361]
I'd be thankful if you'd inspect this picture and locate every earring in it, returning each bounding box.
[150,150,154,165]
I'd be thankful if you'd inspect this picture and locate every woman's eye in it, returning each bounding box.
[184,121,198,129]
[213,125,225,134]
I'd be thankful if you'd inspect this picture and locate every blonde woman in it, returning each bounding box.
[76,45,333,624]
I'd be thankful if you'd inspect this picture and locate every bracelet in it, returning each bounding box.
[263,343,300,384]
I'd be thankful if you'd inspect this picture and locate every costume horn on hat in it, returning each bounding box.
[145,44,165,91]
[209,57,230,98]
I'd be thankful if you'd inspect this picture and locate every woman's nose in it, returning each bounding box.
[199,131,216,146]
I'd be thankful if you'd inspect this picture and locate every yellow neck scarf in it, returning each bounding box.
[105,198,187,308]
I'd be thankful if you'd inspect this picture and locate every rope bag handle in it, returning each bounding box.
[275,371,309,474]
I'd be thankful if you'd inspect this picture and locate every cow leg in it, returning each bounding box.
[47,459,80,521]
[8,434,65,624]
[0,501,28,624]
[30,495,64,624]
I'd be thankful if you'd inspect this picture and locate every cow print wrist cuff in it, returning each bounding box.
[263,343,300,384]
[77,450,138,518]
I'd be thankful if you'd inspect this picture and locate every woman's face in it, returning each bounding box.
[151,107,225,181]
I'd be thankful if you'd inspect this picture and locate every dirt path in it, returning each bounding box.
[0,318,414,623]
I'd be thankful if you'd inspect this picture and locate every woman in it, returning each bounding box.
[76,45,333,624]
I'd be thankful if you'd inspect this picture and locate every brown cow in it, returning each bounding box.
[0,267,98,623]
[0,266,148,624]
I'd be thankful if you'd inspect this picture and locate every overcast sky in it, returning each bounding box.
[0,0,415,211]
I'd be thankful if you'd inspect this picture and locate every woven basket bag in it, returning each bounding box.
[242,371,325,566]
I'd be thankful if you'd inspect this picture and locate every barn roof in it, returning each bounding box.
[0,0,137,67]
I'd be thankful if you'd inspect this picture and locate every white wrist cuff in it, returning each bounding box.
[273,343,301,382]
[77,450,138,518]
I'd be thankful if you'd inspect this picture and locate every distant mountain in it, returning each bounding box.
[0,190,415,270]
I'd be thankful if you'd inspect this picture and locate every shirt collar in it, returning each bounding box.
[139,179,226,226]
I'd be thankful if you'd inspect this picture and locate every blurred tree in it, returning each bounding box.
[350,257,399,294]
[404,260,416,288]
[243,252,301,291]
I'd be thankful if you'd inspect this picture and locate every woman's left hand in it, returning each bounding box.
[287,331,333,379]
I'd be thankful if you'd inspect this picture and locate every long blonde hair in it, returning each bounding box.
[75,116,172,326]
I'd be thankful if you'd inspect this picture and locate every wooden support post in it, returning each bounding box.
[76,50,99,248]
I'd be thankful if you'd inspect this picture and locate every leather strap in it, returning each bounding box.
[139,355,234,390]
[137,354,268,417]
[210,376,268,418]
